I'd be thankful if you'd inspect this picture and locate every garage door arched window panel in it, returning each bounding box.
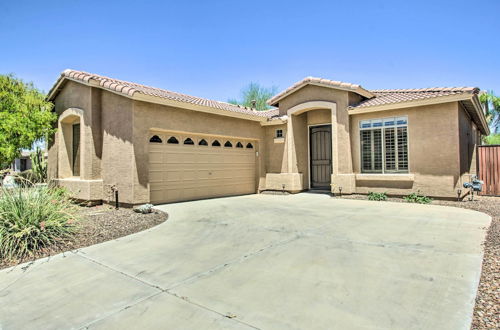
[224,141,233,148]
[199,139,208,146]
[167,136,179,144]
[212,140,221,147]
[149,135,163,143]
[236,142,243,148]
[183,137,194,145]
[246,143,253,149]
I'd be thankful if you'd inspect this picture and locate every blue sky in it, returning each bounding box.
[1,0,499,102]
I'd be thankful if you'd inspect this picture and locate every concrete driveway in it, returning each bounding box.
[0,194,491,330]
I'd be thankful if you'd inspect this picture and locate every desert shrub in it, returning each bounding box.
[0,185,80,260]
[367,192,388,201]
[404,191,432,204]
[14,170,36,186]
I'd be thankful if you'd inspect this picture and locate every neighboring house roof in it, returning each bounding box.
[352,87,479,109]
[267,76,375,106]
[48,70,278,120]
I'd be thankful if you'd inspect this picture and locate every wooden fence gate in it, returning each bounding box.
[478,145,500,196]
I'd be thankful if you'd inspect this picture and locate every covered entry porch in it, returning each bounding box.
[264,100,356,194]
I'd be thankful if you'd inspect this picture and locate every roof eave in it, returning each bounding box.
[267,81,374,107]
[348,92,490,135]
[468,94,490,135]
[47,74,269,122]
[133,93,268,122]
[348,93,473,114]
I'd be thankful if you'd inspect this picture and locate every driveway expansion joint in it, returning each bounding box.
[76,251,166,292]
[166,233,302,290]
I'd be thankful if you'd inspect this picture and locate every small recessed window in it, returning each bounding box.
[184,138,194,145]
[246,143,253,149]
[212,140,221,147]
[276,129,284,138]
[149,135,162,143]
[236,142,243,148]
[199,139,208,146]
[224,141,233,148]
[167,136,179,144]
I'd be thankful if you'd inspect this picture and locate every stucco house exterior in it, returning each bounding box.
[47,70,489,205]
[11,151,32,173]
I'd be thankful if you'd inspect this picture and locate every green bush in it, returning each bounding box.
[368,192,388,201]
[0,185,80,260]
[484,134,500,145]
[404,191,433,204]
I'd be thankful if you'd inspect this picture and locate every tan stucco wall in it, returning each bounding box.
[48,81,92,181]
[264,125,286,173]
[276,85,354,191]
[458,102,480,194]
[132,101,266,204]
[100,90,134,203]
[350,102,462,198]
[48,79,483,203]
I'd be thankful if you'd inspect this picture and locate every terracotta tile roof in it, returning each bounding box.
[50,70,278,118]
[352,87,479,109]
[267,76,374,106]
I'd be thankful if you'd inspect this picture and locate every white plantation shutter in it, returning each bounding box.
[360,117,408,173]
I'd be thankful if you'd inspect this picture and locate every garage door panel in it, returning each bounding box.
[149,137,256,204]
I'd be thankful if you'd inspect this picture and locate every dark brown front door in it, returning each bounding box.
[310,125,332,189]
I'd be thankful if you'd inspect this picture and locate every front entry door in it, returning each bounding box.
[310,125,332,189]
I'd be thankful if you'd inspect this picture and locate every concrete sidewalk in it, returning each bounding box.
[0,194,491,329]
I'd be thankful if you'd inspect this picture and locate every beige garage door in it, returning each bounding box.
[148,132,257,204]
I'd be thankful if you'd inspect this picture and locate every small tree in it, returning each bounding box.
[0,74,56,165]
[228,82,278,111]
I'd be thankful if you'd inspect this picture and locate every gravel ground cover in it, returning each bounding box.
[341,194,499,329]
[0,204,167,270]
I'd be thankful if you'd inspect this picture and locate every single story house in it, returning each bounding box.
[11,151,32,172]
[47,70,489,205]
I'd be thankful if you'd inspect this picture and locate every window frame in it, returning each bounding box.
[275,129,284,138]
[359,116,409,174]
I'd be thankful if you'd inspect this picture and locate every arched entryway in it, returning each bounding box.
[285,101,338,191]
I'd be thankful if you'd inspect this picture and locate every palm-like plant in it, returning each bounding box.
[480,90,500,134]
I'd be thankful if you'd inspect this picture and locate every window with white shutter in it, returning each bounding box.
[360,117,408,173]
